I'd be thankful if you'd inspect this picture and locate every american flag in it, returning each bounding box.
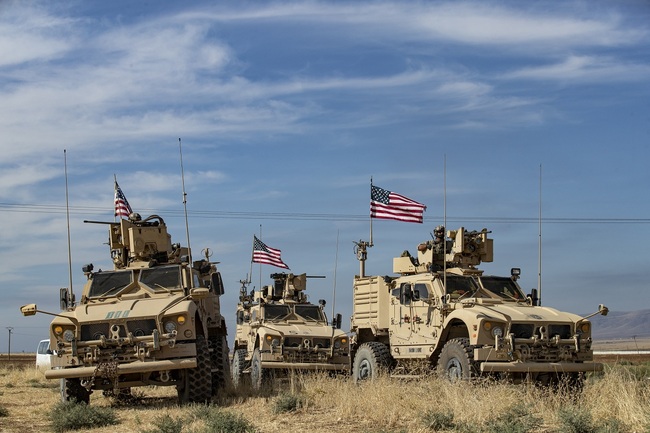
[114,181,132,218]
[252,235,289,269]
[370,185,426,223]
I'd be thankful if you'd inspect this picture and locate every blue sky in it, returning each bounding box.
[1,0,649,352]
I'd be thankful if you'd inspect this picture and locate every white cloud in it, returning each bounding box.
[503,55,650,82]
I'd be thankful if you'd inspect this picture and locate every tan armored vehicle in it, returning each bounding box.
[20,214,230,404]
[231,272,349,390]
[351,226,608,384]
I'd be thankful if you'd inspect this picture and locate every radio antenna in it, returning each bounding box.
[178,138,192,269]
[64,150,74,300]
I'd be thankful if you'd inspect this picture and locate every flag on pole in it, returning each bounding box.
[114,181,132,218]
[371,185,426,223]
[252,235,289,269]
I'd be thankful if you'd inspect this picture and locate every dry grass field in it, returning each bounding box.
[0,359,648,433]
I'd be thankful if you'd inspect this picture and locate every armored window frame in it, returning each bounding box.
[139,265,183,293]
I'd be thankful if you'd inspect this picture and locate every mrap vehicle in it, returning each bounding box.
[20,213,229,404]
[350,226,608,384]
[231,272,349,390]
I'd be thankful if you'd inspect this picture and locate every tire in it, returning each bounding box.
[177,336,212,404]
[61,378,90,404]
[211,334,231,395]
[437,338,476,381]
[231,348,249,389]
[250,348,272,391]
[352,341,393,383]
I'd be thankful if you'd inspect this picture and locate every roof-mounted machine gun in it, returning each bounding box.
[261,272,325,303]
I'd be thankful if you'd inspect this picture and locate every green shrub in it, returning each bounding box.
[273,393,302,414]
[49,401,119,432]
[141,413,183,433]
[484,404,541,433]
[557,406,595,433]
[421,410,455,430]
[204,409,256,433]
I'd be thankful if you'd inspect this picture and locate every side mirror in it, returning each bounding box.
[210,272,225,295]
[60,288,70,311]
[528,288,539,306]
[20,304,38,316]
[333,313,342,329]
[190,288,210,299]
[598,304,609,316]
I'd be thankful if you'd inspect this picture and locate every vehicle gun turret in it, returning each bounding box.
[259,272,325,303]
[84,214,189,269]
[393,226,493,275]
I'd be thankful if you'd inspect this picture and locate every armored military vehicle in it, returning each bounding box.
[231,272,349,390]
[20,213,230,404]
[350,226,608,384]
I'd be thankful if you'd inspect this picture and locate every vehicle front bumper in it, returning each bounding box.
[480,361,603,374]
[45,358,197,379]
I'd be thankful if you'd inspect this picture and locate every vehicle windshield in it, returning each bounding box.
[263,305,291,321]
[444,275,479,298]
[479,276,526,300]
[140,265,182,292]
[88,271,132,298]
[294,305,326,322]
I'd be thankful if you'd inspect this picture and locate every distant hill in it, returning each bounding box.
[589,309,650,340]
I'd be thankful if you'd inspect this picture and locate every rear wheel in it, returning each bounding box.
[437,338,476,381]
[61,378,90,404]
[177,336,212,404]
[352,341,393,383]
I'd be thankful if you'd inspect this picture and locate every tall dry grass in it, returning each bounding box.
[0,363,648,433]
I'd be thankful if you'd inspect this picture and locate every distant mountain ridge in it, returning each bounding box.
[588,309,650,340]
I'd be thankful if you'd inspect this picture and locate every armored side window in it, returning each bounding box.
[413,283,429,301]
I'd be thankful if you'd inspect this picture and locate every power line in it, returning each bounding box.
[1,202,649,224]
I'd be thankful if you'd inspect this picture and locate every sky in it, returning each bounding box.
[1,0,649,353]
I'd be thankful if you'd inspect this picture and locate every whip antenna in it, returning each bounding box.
[64,150,74,301]
[178,138,193,270]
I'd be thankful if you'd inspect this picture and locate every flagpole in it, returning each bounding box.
[113,174,117,222]
[248,235,255,285]
[369,177,374,246]
[538,164,543,306]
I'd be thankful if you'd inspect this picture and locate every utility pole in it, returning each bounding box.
[6,327,13,361]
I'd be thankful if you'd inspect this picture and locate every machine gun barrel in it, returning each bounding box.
[83,220,115,225]
[305,275,326,279]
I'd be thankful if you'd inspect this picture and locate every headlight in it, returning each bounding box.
[334,337,348,349]
[579,322,590,334]
[491,327,503,338]
[164,321,177,333]
[63,329,75,342]
[54,326,64,336]
[265,334,280,347]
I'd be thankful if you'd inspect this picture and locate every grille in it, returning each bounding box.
[510,323,534,338]
[283,337,331,349]
[548,324,572,339]
[80,319,157,341]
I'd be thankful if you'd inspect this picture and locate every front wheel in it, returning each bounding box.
[177,336,212,404]
[250,348,272,391]
[437,338,476,381]
[231,348,249,389]
[61,378,91,404]
[352,341,393,383]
